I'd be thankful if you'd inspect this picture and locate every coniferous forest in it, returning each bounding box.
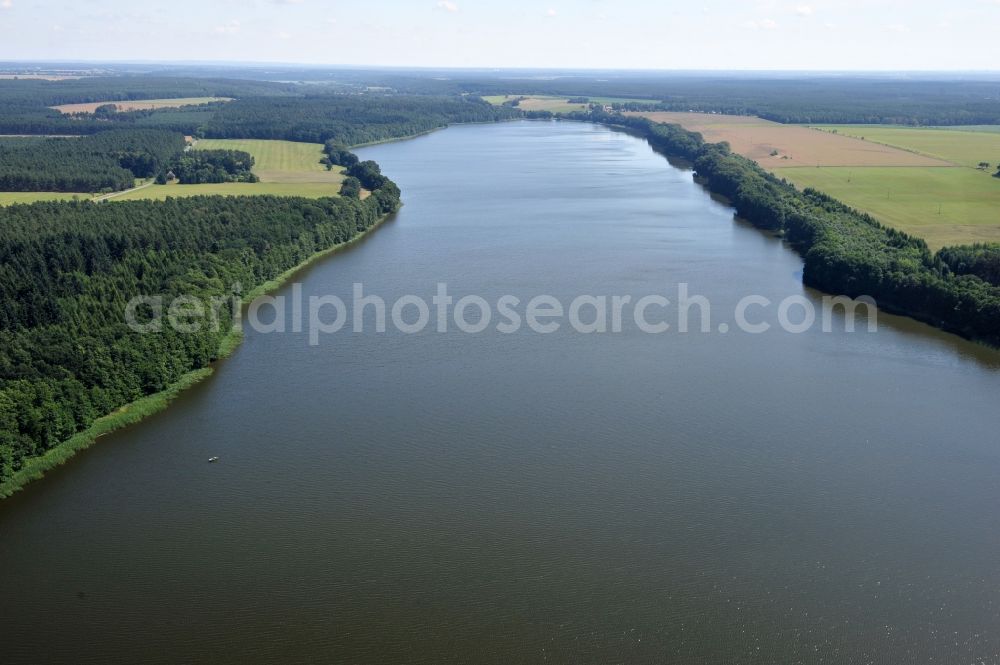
[1,71,1000,493]
[0,171,400,489]
[0,130,186,192]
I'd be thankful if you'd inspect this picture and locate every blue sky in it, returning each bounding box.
[2,0,999,70]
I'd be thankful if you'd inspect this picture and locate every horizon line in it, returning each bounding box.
[2,59,1000,77]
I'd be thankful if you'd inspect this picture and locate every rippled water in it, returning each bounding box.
[2,121,1000,664]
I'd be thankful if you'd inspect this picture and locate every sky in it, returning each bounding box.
[2,0,1000,71]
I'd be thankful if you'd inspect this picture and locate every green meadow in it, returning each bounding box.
[0,192,92,205]
[114,181,345,201]
[122,139,345,200]
[811,125,1000,170]
[2,139,346,203]
[779,166,1000,249]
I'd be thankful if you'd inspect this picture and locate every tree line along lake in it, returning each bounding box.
[2,120,1000,664]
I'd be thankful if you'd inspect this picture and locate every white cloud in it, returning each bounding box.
[436,1,458,12]
[272,0,304,4]
[277,30,292,39]
[213,20,241,35]
[886,23,909,33]
[1,0,12,9]
[794,5,814,16]
[546,8,557,17]
[745,18,778,29]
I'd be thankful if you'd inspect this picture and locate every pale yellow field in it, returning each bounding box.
[629,112,1000,248]
[485,95,659,114]
[52,97,232,114]
[626,112,950,169]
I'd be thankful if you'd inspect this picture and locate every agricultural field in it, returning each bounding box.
[52,97,232,114]
[120,139,345,201]
[628,111,1000,248]
[0,139,345,203]
[485,95,659,114]
[626,112,948,169]
[810,125,1000,170]
[778,166,1000,249]
[938,126,1000,134]
[113,182,344,201]
[0,192,92,206]
[194,139,340,183]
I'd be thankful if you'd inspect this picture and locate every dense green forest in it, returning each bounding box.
[0,76,290,106]
[5,71,999,146]
[571,110,1000,343]
[0,165,401,489]
[163,149,258,184]
[460,76,1000,125]
[0,75,521,139]
[237,69,1000,126]
[936,244,1000,287]
[0,130,186,192]
[3,68,1000,493]
[0,76,291,135]
[201,94,521,144]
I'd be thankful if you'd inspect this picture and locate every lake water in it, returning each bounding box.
[3,120,1000,664]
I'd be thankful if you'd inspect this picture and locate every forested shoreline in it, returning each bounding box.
[571,110,1000,345]
[0,157,401,495]
[0,91,511,494]
[2,76,1000,496]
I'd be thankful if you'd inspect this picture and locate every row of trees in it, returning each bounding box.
[0,129,187,192]
[575,109,1000,344]
[0,156,401,485]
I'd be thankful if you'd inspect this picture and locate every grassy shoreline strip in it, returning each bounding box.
[0,210,395,499]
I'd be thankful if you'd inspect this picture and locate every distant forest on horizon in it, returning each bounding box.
[2,65,1000,127]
